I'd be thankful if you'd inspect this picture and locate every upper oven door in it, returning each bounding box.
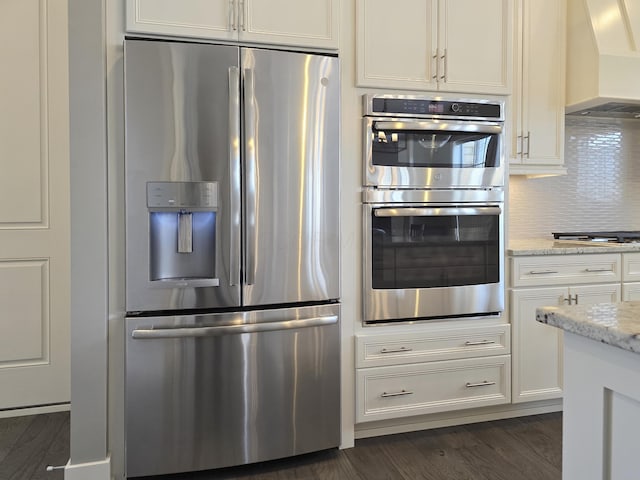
[363,117,504,189]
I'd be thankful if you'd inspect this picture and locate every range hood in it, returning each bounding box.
[566,0,640,118]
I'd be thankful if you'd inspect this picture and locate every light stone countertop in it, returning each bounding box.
[536,301,640,354]
[508,238,640,256]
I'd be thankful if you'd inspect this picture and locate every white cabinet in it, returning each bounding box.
[355,324,511,423]
[509,0,566,176]
[510,254,622,403]
[623,252,640,300]
[125,0,340,50]
[356,0,512,95]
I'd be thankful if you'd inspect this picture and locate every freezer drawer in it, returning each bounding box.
[124,304,341,478]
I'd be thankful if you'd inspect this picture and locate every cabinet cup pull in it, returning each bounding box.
[465,380,496,388]
[528,269,559,275]
[380,389,413,398]
[380,346,413,354]
[464,340,496,346]
[585,268,613,273]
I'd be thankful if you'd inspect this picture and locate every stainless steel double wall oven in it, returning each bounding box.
[362,94,505,325]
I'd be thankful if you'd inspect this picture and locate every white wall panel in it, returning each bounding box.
[0,260,47,364]
[0,0,46,226]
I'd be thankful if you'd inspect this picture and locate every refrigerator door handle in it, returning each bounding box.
[244,67,257,286]
[131,315,338,339]
[229,66,241,286]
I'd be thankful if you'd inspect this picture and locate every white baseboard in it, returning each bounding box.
[0,403,70,419]
[64,456,111,480]
[354,400,563,439]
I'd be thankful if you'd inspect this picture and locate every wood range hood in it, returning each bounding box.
[566,0,640,118]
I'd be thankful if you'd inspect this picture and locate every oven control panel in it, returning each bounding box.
[363,94,504,121]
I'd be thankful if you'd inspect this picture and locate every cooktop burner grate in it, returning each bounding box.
[552,231,640,243]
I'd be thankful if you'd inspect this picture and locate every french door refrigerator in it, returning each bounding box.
[123,39,340,478]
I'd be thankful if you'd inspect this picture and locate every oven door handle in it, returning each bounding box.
[374,206,502,217]
[373,121,502,134]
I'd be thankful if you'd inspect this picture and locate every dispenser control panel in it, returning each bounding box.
[147,181,218,211]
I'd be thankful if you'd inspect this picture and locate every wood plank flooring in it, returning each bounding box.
[0,412,561,480]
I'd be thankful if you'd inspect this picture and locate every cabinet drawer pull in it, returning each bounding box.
[464,339,496,346]
[528,269,559,275]
[380,346,413,354]
[465,380,496,388]
[380,389,413,398]
[584,268,613,273]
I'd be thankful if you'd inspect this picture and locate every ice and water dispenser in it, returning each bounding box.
[147,181,219,287]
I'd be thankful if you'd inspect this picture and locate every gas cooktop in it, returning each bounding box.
[553,231,640,243]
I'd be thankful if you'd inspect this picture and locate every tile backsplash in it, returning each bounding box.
[508,117,640,240]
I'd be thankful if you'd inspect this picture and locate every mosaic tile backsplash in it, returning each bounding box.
[508,117,640,240]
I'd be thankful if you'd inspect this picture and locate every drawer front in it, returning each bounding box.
[510,254,621,287]
[356,355,511,423]
[623,253,640,282]
[355,324,510,368]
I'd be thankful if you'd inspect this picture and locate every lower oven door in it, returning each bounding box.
[363,202,504,324]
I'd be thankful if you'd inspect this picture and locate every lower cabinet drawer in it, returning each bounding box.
[356,355,511,423]
[356,324,510,368]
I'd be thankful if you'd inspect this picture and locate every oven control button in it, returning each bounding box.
[451,103,461,113]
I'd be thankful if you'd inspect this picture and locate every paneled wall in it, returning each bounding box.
[508,117,640,240]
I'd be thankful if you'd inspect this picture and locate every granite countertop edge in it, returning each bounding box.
[536,302,640,354]
[508,238,640,256]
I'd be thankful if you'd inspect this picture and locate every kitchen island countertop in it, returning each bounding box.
[536,301,640,354]
[508,238,640,256]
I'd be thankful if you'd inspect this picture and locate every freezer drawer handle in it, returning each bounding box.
[380,389,413,398]
[131,315,338,339]
[465,380,496,388]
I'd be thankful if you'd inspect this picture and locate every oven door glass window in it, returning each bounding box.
[371,126,500,169]
[371,208,500,289]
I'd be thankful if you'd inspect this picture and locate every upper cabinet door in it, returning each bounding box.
[356,0,511,94]
[126,0,236,41]
[125,0,340,50]
[509,0,566,175]
[438,0,512,95]
[242,0,339,49]
[356,0,438,90]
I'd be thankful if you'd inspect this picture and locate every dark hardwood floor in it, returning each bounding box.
[0,411,561,480]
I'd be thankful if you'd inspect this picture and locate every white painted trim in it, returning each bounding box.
[64,456,110,480]
[0,403,70,419]
[354,401,562,439]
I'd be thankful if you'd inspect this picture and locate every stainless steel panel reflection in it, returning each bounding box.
[241,49,341,306]
[124,304,341,478]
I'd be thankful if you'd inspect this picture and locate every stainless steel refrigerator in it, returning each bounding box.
[123,39,340,478]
